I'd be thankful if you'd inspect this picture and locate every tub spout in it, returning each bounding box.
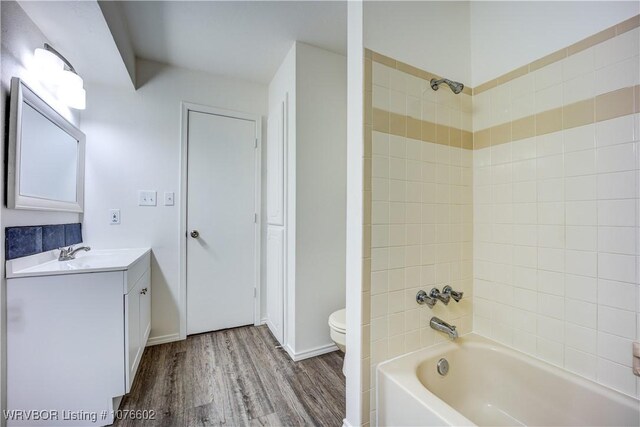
[430,317,458,340]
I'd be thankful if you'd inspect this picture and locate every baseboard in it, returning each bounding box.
[146,333,181,347]
[287,342,340,362]
[342,418,354,427]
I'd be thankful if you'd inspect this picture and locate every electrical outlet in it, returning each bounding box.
[109,209,120,225]
[164,192,175,206]
[138,191,157,206]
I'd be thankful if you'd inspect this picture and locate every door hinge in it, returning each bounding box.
[254,213,257,223]
[254,138,258,148]
[254,288,257,297]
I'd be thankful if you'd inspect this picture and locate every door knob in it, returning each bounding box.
[190,230,200,238]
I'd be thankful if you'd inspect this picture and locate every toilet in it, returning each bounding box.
[328,308,346,352]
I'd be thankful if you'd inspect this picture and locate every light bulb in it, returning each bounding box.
[57,70,86,109]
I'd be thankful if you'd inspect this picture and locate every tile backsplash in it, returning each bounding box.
[5,223,82,260]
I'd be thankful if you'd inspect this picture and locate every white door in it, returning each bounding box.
[186,110,257,335]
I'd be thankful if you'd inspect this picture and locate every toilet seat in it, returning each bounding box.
[329,309,346,333]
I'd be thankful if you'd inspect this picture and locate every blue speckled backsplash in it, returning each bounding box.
[5,223,82,260]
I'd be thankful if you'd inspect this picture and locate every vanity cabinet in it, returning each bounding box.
[6,248,151,426]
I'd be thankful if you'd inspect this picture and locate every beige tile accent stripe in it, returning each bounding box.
[372,107,474,150]
[473,84,640,149]
[474,14,640,95]
[366,49,473,96]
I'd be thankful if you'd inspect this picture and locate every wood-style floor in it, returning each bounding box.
[114,325,345,427]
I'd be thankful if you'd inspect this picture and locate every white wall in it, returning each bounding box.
[81,59,267,342]
[0,1,83,419]
[364,1,471,85]
[267,42,347,358]
[294,43,347,354]
[345,2,364,425]
[470,1,640,86]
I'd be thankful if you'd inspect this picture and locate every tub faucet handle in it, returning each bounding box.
[429,288,450,305]
[443,285,464,302]
[416,290,437,308]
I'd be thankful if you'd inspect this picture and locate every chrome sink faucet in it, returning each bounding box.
[58,245,91,261]
[430,317,458,340]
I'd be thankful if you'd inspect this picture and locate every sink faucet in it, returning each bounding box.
[430,317,458,340]
[58,245,91,261]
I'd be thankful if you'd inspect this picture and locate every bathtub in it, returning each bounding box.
[377,334,640,426]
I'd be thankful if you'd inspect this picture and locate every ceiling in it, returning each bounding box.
[119,1,347,84]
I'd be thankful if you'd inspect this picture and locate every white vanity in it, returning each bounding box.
[6,248,151,426]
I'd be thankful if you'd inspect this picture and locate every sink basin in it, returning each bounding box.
[6,248,151,278]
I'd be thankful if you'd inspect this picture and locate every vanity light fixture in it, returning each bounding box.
[33,43,86,110]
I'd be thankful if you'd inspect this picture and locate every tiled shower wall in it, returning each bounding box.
[472,20,640,398]
[363,50,474,424]
[363,14,640,425]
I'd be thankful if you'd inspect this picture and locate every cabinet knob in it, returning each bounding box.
[140,288,148,295]
[190,230,200,238]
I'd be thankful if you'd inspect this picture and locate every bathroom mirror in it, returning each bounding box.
[7,78,85,212]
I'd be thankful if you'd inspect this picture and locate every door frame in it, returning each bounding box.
[179,102,262,340]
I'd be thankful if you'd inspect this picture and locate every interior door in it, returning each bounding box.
[187,110,257,335]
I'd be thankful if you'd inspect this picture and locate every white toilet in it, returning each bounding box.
[328,308,346,352]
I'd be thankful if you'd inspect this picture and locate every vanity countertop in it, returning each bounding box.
[6,247,151,279]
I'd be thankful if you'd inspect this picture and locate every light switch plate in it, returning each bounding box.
[138,191,157,206]
[164,192,175,206]
[109,209,120,225]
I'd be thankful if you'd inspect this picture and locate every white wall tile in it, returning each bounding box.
[566,201,597,225]
[565,322,597,353]
[566,250,597,277]
[565,149,596,177]
[597,171,638,200]
[596,115,635,147]
[565,347,597,380]
[565,274,597,303]
[566,226,596,251]
[598,305,636,339]
[594,56,640,96]
[594,28,640,70]
[598,200,636,227]
[563,124,595,153]
[598,278,637,312]
[563,72,595,105]
[537,336,564,366]
[597,358,637,397]
[598,227,637,255]
[535,61,563,91]
[536,133,563,157]
[565,175,597,201]
[566,298,597,328]
[597,143,637,174]
[598,252,637,283]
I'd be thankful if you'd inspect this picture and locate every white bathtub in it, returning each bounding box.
[377,334,640,426]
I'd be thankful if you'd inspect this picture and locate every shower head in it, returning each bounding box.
[430,78,464,94]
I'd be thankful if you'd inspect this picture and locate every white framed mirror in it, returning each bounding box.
[7,78,85,212]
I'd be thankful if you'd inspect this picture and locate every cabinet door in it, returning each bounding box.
[139,270,151,347]
[125,281,141,393]
[266,227,284,344]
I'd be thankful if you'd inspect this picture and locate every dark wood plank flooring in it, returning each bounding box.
[114,325,345,427]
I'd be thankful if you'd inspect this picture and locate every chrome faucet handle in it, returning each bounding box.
[429,288,450,305]
[442,285,464,302]
[416,290,437,308]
